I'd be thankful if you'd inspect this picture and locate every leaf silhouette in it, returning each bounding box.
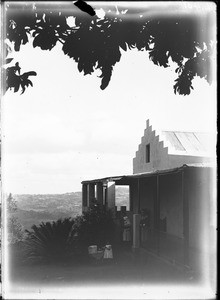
[33,28,58,50]
[6,5,36,51]
[4,3,215,95]
[6,58,14,64]
[5,62,37,94]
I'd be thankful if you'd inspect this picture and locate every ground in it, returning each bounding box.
[6,243,197,290]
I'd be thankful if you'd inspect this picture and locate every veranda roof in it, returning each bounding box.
[81,163,213,185]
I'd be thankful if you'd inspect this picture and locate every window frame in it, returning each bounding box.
[146,143,150,163]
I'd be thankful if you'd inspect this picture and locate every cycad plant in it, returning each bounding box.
[24,218,76,262]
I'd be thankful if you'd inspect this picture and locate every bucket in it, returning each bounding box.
[88,245,97,254]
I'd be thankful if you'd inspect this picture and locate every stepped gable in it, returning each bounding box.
[133,119,214,174]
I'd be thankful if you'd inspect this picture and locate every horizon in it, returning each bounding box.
[6,185,130,196]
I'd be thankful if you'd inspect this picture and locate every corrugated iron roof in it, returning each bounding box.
[161,131,214,156]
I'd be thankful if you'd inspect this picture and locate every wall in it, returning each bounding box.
[186,168,212,250]
[159,173,183,238]
[129,167,214,269]
[184,167,215,272]
[133,125,169,174]
[139,177,155,228]
[168,154,211,169]
[131,173,184,263]
[131,173,183,237]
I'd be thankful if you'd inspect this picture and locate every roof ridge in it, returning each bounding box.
[161,130,211,134]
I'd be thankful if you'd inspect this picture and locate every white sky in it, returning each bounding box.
[2,9,217,194]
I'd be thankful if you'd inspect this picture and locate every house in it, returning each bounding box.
[81,120,216,272]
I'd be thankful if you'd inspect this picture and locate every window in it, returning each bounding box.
[146,144,150,163]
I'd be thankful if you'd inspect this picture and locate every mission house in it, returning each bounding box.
[81,119,215,271]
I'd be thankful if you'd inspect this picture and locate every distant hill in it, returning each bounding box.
[13,187,129,230]
[13,192,82,230]
[14,192,82,211]
[115,186,130,210]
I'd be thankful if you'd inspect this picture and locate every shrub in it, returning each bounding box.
[23,206,116,263]
[8,216,25,244]
[74,205,115,249]
[7,193,25,244]
[24,218,76,262]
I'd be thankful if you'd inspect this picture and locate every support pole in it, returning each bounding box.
[138,179,140,214]
[129,184,133,212]
[182,170,189,266]
[156,175,160,256]
[96,182,103,206]
[107,182,116,216]
[82,184,88,213]
[88,183,95,208]
[133,214,141,249]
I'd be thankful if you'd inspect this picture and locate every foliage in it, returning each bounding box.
[24,218,76,262]
[74,204,115,248]
[7,193,17,213]
[3,3,215,95]
[8,216,25,243]
[4,61,37,94]
[7,193,25,243]
[23,205,115,262]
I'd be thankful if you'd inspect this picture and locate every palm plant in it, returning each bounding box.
[24,218,76,262]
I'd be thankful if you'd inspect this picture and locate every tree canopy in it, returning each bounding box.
[3,2,215,95]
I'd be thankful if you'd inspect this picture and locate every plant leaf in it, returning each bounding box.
[6,58,14,64]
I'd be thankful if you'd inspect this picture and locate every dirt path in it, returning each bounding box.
[8,247,194,287]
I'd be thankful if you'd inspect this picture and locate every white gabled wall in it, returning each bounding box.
[133,120,209,174]
[133,120,169,174]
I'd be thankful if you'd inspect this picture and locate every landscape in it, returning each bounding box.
[12,187,129,230]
